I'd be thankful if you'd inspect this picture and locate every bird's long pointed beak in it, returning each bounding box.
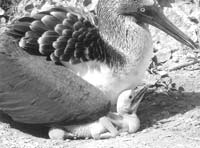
[135,6,198,49]
[131,87,147,113]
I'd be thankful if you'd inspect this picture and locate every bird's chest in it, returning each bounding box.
[118,121,129,133]
[117,116,139,133]
[64,61,138,104]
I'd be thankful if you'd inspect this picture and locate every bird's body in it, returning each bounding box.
[7,2,153,106]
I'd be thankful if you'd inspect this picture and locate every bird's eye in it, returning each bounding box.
[140,7,146,12]
[129,95,132,99]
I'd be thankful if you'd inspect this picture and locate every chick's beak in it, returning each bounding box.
[134,5,198,49]
[130,87,147,113]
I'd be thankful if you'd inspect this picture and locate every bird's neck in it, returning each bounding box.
[98,13,153,88]
[98,37,126,69]
[97,5,153,72]
[118,110,138,118]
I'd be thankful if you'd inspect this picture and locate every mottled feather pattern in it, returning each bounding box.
[7,7,125,68]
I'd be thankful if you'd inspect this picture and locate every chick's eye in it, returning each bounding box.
[129,95,133,99]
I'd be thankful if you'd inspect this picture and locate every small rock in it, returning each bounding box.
[161,111,170,117]
[25,4,34,12]
[156,52,171,64]
[160,101,167,106]
[178,86,185,92]
[0,17,6,24]
[83,0,92,6]
[186,52,196,58]
[158,71,169,78]
[0,8,5,15]
[172,56,180,63]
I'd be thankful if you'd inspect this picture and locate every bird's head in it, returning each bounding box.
[117,87,147,115]
[97,0,198,50]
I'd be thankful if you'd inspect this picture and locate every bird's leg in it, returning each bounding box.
[91,116,119,139]
[106,112,122,127]
[99,116,119,137]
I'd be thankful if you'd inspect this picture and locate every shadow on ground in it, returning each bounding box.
[139,91,200,129]
[0,111,49,138]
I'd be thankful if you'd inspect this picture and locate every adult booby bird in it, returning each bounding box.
[6,0,197,105]
[4,0,197,126]
[48,87,147,140]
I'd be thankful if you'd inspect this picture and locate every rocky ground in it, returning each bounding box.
[0,0,200,148]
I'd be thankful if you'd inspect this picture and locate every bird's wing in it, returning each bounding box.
[0,42,110,124]
[7,6,124,67]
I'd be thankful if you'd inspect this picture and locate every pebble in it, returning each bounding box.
[0,17,6,24]
[172,56,180,63]
[0,8,5,15]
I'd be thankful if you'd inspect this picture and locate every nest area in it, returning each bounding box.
[0,1,200,148]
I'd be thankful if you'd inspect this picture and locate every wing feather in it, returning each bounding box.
[7,6,125,71]
[41,15,61,29]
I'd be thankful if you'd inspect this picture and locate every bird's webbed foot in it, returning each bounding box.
[48,127,76,140]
